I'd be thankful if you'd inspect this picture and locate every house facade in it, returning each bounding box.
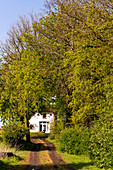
[29,112,54,133]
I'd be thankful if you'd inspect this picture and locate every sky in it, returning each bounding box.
[0,0,45,43]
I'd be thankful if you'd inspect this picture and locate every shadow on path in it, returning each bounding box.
[26,137,41,170]
[8,136,93,170]
[11,161,93,170]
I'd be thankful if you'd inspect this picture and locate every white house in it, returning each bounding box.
[29,112,54,133]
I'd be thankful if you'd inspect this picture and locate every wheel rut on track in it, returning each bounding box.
[42,138,74,170]
[26,138,41,170]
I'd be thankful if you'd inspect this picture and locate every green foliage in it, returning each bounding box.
[2,121,28,146]
[89,121,113,169]
[1,0,112,130]
[47,137,102,170]
[63,0,113,125]
[0,2,113,168]
[69,46,113,125]
[58,128,90,155]
[49,119,66,140]
[57,120,113,169]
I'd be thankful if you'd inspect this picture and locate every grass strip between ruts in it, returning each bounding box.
[37,138,55,170]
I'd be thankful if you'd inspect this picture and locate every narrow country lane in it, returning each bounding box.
[26,136,74,170]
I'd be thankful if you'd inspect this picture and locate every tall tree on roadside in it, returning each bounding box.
[28,0,87,123]
[44,0,113,126]
[62,0,113,126]
[23,10,75,125]
[0,17,48,141]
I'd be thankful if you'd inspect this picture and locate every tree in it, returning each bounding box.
[44,0,113,126]
[64,0,113,126]
[0,0,112,136]
[0,17,48,141]
[25,10,74,125]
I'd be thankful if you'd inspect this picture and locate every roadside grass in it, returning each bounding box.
[0,142,19,157]
[0,147,30,170]
[30,132,50,137]
[0,131,49,169]
[47,138,112,170]
[0,139,34,170]
[0,150,30,170]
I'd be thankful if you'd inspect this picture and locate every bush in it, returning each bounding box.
[89,121,113,169]
[49,133,56,140]
[58,128,90,155]
[49,120,65,140]
[2,121,28,146]
[57,119,113,169]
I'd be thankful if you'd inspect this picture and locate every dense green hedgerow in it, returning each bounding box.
[57,119,113,169]
[2,121,28,146]
[89,121,113,169]
[58,127,90,155]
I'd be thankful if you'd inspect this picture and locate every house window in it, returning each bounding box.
[43,114,46,119]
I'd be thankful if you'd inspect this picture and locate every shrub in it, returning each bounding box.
[49,120,64,140]
[58,128,90,155]
[57,119,113,169]
[89,121,113,169]
[2,121,28,146]
[49,133,56,140]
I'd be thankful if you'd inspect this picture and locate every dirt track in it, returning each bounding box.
[26,137,41,170]
[26,136,74,170]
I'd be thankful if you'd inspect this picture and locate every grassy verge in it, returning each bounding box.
[47,138,112,170]
[0,140,34,170]
[0,150,30,170]
[30,132,50,137]
[0,132,49,170]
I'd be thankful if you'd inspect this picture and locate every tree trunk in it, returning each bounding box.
[24,114,30,142]
[54,112,57,130]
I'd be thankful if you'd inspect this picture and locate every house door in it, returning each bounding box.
[40,124,42,131]
[40,122,46,132]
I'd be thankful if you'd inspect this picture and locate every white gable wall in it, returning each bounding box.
[29,112,54,133]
